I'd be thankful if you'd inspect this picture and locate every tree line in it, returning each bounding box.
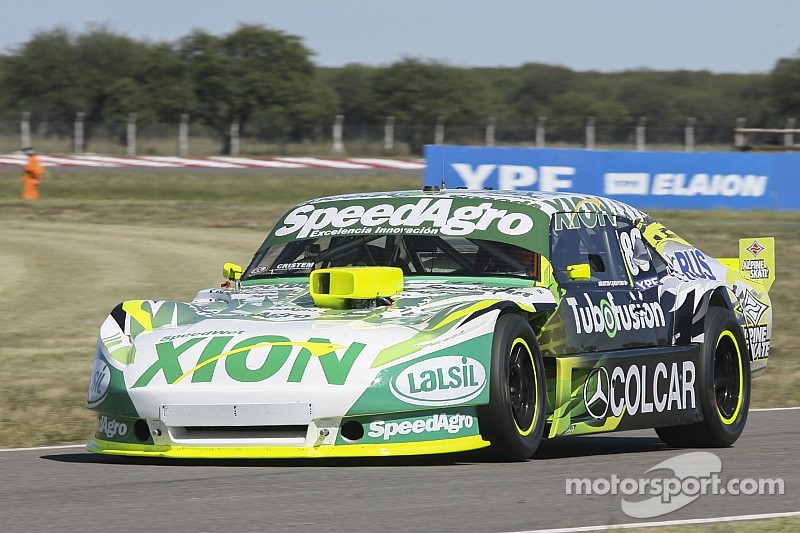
[1,24,799,153]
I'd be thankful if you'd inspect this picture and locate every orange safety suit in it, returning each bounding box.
[21,154,44,200]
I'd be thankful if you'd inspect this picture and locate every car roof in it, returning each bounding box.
[300,189,649,221]
[260,189,650,255]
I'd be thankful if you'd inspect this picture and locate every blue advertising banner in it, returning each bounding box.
[424,146,800,210]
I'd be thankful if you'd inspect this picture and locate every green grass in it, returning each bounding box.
[0,168,797,447]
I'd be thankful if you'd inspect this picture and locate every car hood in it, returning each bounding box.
[95,278,556,415]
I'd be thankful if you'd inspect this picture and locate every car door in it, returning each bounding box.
[542,213,700,436]
[541,212,660,355]
[614,217,674,347]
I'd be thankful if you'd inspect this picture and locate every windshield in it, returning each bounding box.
[245,234,540,281]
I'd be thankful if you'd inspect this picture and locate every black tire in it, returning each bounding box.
[477,314,547,461]
[656,307,750,448]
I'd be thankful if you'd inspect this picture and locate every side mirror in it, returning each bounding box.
[566,263,591,282]
[223,262,243,280]
[223,262,243,293]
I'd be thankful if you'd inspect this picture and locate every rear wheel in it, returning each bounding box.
[478,314,546,461]
[656,307,750,447]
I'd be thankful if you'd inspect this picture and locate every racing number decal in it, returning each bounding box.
[617,221,665,295]
[619,227,651,278]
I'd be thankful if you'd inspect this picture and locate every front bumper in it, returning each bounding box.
[87,406,490,458]
[87,435,489,458]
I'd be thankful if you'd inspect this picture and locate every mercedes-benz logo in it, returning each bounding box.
[584,367,610,419]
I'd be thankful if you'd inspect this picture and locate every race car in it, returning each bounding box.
[86,189,775,460]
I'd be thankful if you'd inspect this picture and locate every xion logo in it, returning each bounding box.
[390,356,487,406]
[552,203,609,231]
[132,336,365,387]
[274,198,534,238]
[566,293,666,338]
[583,361,697,418]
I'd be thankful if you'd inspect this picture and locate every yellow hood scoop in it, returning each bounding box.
[310,267,404,309]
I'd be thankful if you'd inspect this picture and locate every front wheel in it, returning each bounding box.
[478,314,546,461]
[656,307,750,447]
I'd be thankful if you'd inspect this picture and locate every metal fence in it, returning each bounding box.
[1,113,794,156]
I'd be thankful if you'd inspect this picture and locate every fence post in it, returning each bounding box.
[127,113,137,156]
[74,112,85,154]
[229,116,240,156]
[281,126,290,156]
[535,116,546,148]
[684,117,696,152]
[486,116,496,147]
[585,116,596,150]
[332,114,345,155]
[734,117,746,149]
[785,118,796,147]
[435,116,445,145]
[384,116,395,152]
[635,116,647,151]
[178,114,189,156]
[20,112,31,149]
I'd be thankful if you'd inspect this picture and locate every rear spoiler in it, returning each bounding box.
[717,237,775,292]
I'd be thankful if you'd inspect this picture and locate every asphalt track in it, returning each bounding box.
[1,408,797,533]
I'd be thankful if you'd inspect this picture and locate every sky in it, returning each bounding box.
[2,0,799,73]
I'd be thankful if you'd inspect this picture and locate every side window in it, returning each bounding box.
[647,242,669,275]
[551,213,627,284]
[616,219,661,288]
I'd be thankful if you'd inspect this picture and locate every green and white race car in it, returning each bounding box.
[87,189,774,460]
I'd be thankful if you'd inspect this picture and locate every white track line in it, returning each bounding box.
[273,157,373,169]
[0,155,57,167]
[37,155,116,167]
[139,156,247,169]
[750,406,800,411]
[73,155,182,168]
[348,158,426,169]
[0,444,85,453]
[509,511,800,533]
[0,155,425,169]
[0,154,59,167]
[209,156,307,168]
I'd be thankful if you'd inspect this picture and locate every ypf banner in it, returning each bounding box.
[424,145,800,210]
